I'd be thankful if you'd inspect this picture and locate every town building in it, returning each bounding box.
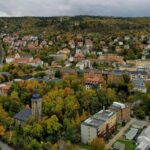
[5,53,43,67]
[127,59,150,71]
[109,102,130,123]
[76,60,92,70]
[132,78,147,93]
[98,54,126,65]
[81,109,117,144]
[0,84,10,95]
[130,71,148,81]
[14,89,42,125]
[85,75,101,89]
[74,50,85,62]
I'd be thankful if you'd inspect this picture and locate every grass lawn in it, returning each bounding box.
[117,139,136,150]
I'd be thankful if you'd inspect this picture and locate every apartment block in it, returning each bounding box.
[81,109,117,144]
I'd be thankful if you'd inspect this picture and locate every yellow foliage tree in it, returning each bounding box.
[0,125,5,136]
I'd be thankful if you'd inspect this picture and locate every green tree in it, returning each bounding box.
[44,115,62,135]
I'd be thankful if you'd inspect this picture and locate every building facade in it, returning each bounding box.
[81,109,117,144]
[109,102,130,123]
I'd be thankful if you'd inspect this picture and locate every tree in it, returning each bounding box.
[26,139,42,150]
[64,95,79,117]
[134,109,145,120]
[55,70,62,78]
[31,123,43,139]
[90,138,106,150]
[0,124,5,136]
[44,115,62,135]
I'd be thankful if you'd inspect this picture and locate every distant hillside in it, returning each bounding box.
[0,16,150,35]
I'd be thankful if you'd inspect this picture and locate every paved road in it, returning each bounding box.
[106,118,135,149]
[0,140,13,150]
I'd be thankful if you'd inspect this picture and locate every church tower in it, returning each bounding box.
[31,88,42,121]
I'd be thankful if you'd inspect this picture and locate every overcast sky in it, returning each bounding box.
[0,0,150,17]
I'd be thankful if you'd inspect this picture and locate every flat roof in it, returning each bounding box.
[82,110,115,128]
[125,128,138,140]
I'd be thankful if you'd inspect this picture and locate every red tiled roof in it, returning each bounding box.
[85,76,101,84]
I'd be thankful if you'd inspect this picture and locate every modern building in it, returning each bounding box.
[14,88,42,125]
[109,102,130,123]
[81,109,117,144]
[136,126,150,150]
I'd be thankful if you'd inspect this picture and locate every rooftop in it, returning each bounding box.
[14,108,31,122]
[125,128,138,140]
[82,110,115,128]
[132,78,146,89]
[31,88,41,101]
[110,102,126,110]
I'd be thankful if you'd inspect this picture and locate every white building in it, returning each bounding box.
[136,126,150,150]
[81,109,117,144]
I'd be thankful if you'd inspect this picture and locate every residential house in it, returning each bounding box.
[130,71,148,81]
[49,54,67,62]
[0,84,10,95]
[127,59,150,71]
[85,39,93,49]
[98,54,126,65]
[74,50,85,62]
[69,40,75,49]
[102,46,109,53]
[132,78,147,93]
[85,75,101,89]
[57,48,70,56]
[77,41,83,47]
[6,53,43,67]
[76,60,92,70]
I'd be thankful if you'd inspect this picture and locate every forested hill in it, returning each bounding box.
[0,16,150,35]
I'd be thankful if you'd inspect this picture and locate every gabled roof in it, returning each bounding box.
[14,108,31,122]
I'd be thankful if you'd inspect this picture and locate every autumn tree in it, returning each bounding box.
[90,138,107,150]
